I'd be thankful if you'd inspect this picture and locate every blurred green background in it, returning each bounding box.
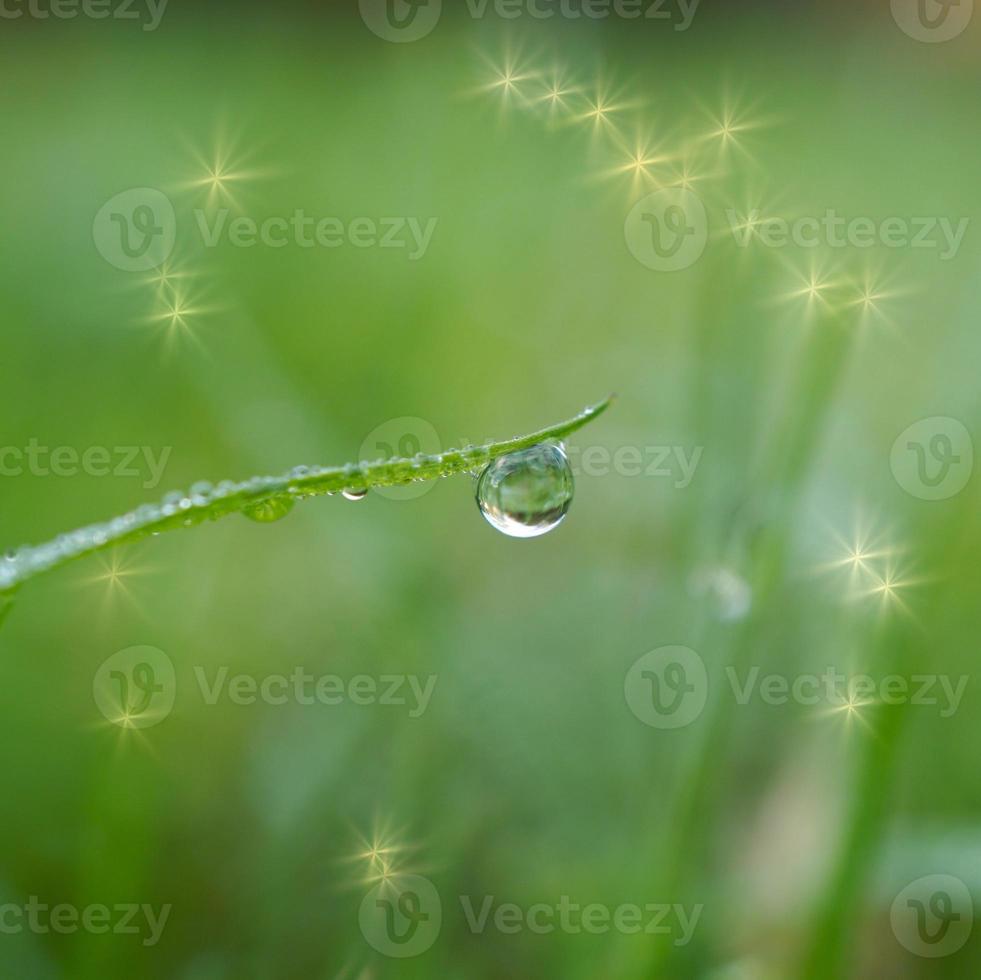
[2,1,980,977]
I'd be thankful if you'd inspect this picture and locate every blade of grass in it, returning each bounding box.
[796,484,973,978]
[0,396,612,596]
[796,648,909,980]
[639,301,857,978]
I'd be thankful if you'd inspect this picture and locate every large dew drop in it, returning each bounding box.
[243,496,295,524]
[476,443,574,538]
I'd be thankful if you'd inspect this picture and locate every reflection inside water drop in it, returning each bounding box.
[243,496,295,524]
[342,488,368,501]
[476,443,574,539]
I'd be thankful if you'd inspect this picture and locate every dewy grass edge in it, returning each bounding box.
[0,396,613,595]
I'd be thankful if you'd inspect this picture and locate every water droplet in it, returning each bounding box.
[161,490,184,517]
[243,497,295,524]
[476,443,574,539]
[342,488,367,501]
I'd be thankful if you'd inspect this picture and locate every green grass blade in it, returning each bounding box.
[0,396,613,595]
